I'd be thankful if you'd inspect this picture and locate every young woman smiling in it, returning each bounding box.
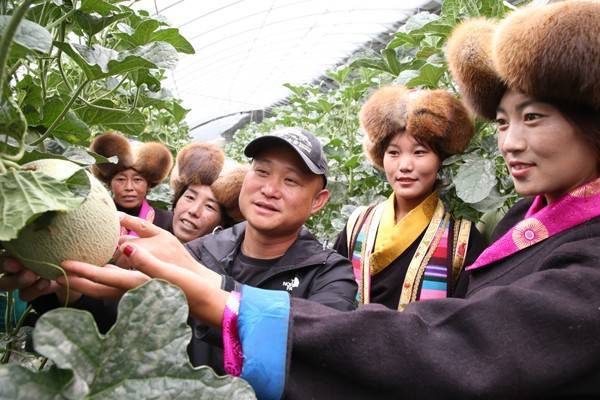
[334,85,486,310]
[170,142,247,243]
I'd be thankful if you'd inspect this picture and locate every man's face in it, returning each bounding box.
[239,145,328,237]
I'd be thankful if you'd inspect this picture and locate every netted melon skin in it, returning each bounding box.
[3,159,120,280]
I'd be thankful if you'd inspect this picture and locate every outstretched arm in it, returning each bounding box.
[61,243,227,327]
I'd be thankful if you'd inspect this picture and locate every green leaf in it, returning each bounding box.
[73,10,130,37]
[0,365,81,399]
[393,69,420,85]
[406,63,445,88]
[441,0,461,21]
[131,69,161,92]
[139,91,189,123]
[131,18,161,44]
[0,16,52,53]
[56,41,179,81]
[403,11,439,32]
[151,28,195,54]
[16,75,43,112]
[454,158,497,204]
[349,57,390,74]
[0,97,27,142]
[382,48,401,76]
[77,100,146,134]
[78,0,121,16]
[0,169,89,241]
[386,32,423,50]
[41,97,91,144]
[0,280,256,399]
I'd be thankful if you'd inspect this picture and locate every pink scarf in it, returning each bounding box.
[468,178,600,271]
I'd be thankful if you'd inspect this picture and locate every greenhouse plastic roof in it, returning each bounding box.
[134,0,436,140]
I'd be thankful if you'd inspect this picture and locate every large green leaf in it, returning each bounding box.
[55,41,179,81]
[0,169,90,241]
[0,280,256,399]
[131,18,161,44]
[73,10,130,37]
[0,366,81,399]
[151,28,195,54]
[78,0,121,16]
[41,97,91,144]
[77,101,146,134]
[0,16,52,53]
[454,158,497,204]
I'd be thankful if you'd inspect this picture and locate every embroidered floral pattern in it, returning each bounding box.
[512,218,549,249]
[570,180,600,198]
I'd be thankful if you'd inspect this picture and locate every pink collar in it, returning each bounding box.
[468,178,600,270]
[127,198,154,238]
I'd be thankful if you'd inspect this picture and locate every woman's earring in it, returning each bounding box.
[212,225,223,234]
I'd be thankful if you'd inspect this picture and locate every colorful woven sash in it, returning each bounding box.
[348,195,471,310]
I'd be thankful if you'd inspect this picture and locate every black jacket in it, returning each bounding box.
[185,222,357,373]
[284,198,600,399]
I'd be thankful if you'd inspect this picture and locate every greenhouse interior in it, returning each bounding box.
[2,0,600,398]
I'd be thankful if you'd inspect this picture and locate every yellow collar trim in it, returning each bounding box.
[370,192,439,275]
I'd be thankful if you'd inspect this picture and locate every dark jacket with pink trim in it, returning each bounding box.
[283,198,600,399]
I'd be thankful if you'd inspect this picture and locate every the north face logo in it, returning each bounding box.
[282,276,300,292]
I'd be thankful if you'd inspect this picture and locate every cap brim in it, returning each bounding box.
[244,136,325,176]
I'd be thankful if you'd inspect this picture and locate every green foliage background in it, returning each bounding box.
[227,0,519,243]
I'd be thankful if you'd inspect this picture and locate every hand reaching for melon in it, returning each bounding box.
[59,242,227,326]
[0,257,81,304]
[111,213,222,287]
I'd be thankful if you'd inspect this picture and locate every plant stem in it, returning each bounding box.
[90,74,127,102]
[30,79,90,146]
[0,0,36,92]
[46,8,76,29]
[3,130,27,161]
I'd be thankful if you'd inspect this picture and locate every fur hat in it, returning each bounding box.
[447,0,600,120]
[90,131,173,188]
[171,142,248,223]
[360,85,474,169]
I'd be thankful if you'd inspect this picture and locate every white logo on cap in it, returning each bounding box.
[277,130,312,154]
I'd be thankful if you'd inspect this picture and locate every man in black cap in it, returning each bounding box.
[181,127,358,370]
[20,127,357,373]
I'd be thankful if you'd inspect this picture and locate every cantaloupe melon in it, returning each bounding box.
[3,159,120,280]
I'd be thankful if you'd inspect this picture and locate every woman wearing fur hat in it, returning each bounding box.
[37,1,600,398]
[90,131,174,233]
[333,85,486,310]
[170,142,248,243]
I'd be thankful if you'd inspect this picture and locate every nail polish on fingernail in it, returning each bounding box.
[123,245,135,257]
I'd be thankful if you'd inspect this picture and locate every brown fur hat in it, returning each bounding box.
[360,85,474,169]
[447,0,600,120]
[90,131,173,187]
[211,162,250,222]
[171,142,248,222]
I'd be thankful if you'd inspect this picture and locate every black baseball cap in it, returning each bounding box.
[244,127,328,187]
